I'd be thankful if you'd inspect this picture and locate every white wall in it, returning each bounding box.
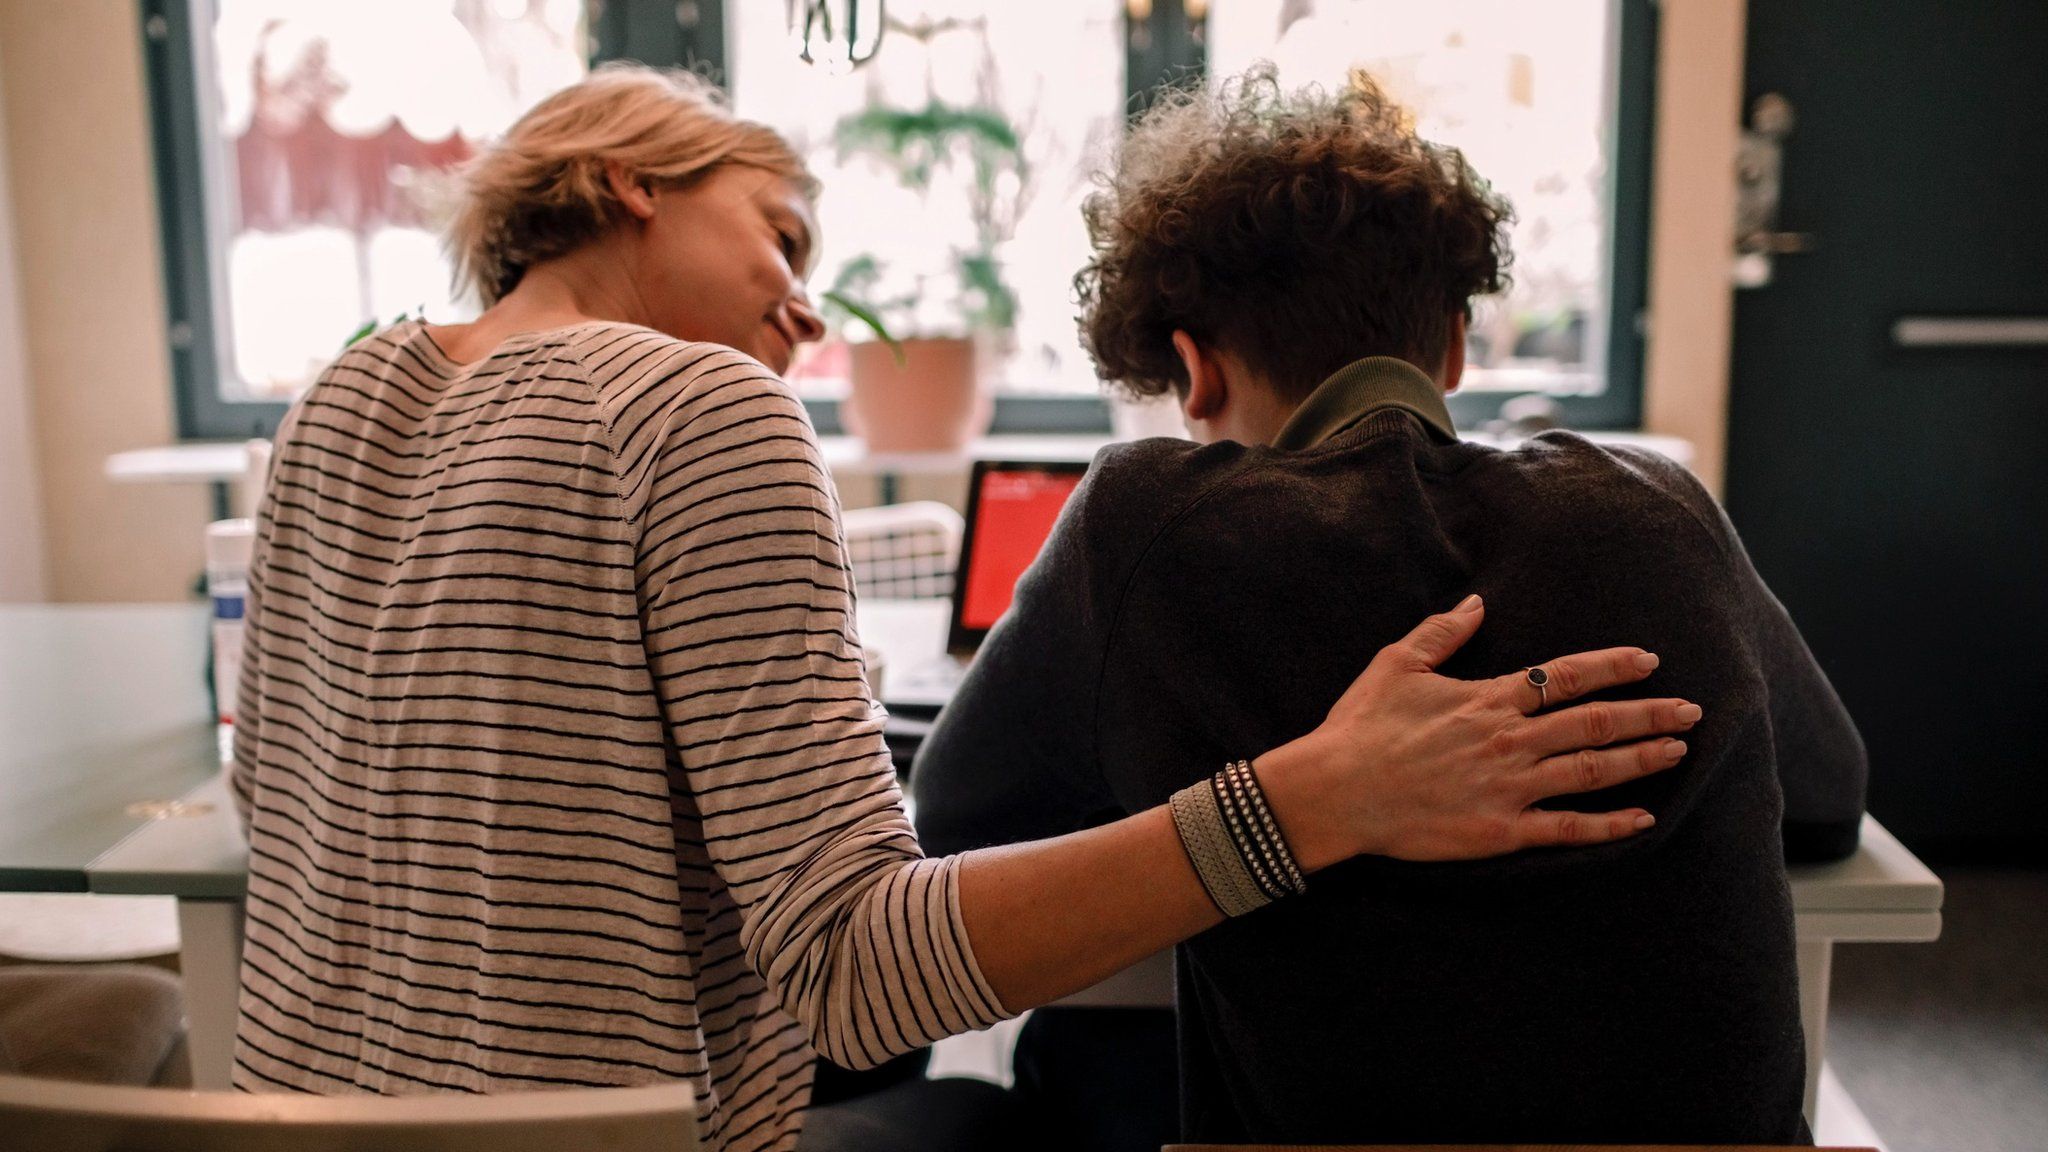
[0,32,48,601]
[1641,0,1747,496]
[0,0,207,603]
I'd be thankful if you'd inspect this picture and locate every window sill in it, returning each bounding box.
[106,442,251,485]
[816,434,1117,477]
[124,430,1695,489]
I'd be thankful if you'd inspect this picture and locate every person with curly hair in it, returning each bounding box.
[912,66,1866,1149]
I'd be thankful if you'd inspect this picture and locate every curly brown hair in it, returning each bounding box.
[1076,65,1512,401]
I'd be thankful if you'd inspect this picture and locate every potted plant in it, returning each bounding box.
[821,48,1029,452]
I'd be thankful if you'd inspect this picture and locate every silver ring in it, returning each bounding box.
[1524,665,1550,710]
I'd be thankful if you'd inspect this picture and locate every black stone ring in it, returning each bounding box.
[1524,666,1550,711]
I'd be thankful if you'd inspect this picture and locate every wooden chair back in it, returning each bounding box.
[0,1074,699,1152]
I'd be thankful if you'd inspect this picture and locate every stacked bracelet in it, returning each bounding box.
[1170,759,1308,918]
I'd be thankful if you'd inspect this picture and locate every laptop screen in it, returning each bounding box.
[951,460,1089,647]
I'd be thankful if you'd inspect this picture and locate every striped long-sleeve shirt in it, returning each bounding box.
[229,319,1009,1151]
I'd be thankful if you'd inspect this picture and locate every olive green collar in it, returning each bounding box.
[1270,356,1458,450]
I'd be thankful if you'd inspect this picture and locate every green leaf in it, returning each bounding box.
[956,251,1017,332]
[342,308,421,351]
[822,290,906,367]
[343,318,380,349]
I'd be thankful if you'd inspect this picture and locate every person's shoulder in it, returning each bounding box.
[556,324,790,405]
[1481,431,1700,510]
[549,327,814,455]
[1083,435,1260,503]
[328,318,449,375]
[1065,436,1259,547]
[1457,431,1737,571]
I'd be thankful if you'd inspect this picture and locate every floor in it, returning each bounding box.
[1826,866,2048,1152]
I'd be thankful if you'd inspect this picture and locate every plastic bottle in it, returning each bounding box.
[205,519,255,729]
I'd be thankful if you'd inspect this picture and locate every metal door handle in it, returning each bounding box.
[1892,316,2048,348]
[1741,231,1817,255]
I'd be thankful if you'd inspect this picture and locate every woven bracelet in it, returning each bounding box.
[1170,773,1270,918]
[1170,760,1309,917]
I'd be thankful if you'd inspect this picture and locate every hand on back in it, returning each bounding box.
[1259,595,1701,868]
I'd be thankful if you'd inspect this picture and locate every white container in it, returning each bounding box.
[205,519,255,726]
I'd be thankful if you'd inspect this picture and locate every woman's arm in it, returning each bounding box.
[957,597,1695,1009]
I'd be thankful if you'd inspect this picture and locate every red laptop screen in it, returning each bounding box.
[957,466,1086,632]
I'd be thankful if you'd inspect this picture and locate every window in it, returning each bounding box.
[144,0,590,439]
[725,0,1125,434]
[147,0,1650,438]
[1208,0,1655,429]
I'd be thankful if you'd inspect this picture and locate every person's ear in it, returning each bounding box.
[604,162,659,222]
[1442,311,1468,394]
[1172,330,1227,424]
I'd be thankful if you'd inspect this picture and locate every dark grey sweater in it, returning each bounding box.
[911,360,1867,1144]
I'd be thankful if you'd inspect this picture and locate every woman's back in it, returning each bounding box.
[231,321,1003,1150]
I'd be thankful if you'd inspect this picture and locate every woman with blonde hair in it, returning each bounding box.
[230,63,1696,1151]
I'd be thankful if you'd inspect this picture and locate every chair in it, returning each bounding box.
[839,501,964,601]
[0,1075,699,1152]
[0,966,184,1087]
[1162,1146,1877,1152]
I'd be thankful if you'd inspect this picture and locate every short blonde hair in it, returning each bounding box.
[445,63,817,306]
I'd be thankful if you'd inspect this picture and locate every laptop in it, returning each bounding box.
[881,458,1090,711]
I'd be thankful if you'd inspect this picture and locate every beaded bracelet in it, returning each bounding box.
[1170,759,1308,917]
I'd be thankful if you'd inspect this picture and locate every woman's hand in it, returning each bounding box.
[1257,594,1701,869]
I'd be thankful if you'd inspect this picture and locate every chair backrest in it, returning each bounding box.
[840,501,965,600]
[0,1075,699,1152]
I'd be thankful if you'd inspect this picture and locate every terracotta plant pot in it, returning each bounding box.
[842,337,994,453]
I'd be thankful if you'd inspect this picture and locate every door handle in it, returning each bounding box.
[1893,316,2048,348]
[1734,93,1811,286]
[1745,232,1817,255]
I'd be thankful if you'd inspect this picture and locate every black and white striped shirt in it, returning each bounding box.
[230,320,1007,1151]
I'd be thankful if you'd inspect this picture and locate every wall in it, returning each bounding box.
[1640,0,1747,496]
[0,0,206,602]
[0,31,47,601]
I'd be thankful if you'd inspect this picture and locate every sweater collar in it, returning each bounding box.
[1271,356,1458,450]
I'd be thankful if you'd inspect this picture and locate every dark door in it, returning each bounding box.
[1727,1,2048,858]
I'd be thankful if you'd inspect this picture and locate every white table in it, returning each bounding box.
[103,442,253,521]
[83,599,1941,1133]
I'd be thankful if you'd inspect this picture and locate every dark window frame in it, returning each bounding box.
[146,0,1652,440]
[1119,0,1658,433]
[142,0,288,441]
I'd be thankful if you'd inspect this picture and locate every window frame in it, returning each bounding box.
[145,0,1653,440]
[1122,0,1658,432]
[1496,0,1652,433]
[143,0,289,441]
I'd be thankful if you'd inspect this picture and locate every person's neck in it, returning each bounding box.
[1241,357,1450,446]
[429,243,651,363]
[1236,400,1297,447]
